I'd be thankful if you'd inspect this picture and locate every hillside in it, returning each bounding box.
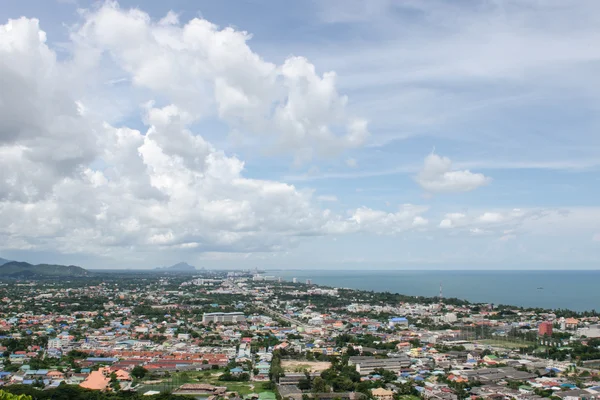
[0,261,90,279]
[155,261,196,271]
[0,257,11,266]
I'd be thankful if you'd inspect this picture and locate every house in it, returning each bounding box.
[46,370,65,380]
[256,361,270,375]
[80,368,110,391]
[114,369,132,381]
[372,388,394,400]
[565,318,579,329]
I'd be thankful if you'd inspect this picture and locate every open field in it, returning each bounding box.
[476,339,535,349]
[281,360,331,373]
[136,370,272,396]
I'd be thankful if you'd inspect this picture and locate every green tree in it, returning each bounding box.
[131,366,148,380]
[0,390,33,400]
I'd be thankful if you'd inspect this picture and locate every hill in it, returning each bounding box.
[155,261,197,271]
[0,261,90,279]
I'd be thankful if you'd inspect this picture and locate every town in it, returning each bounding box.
[0,270,599,400]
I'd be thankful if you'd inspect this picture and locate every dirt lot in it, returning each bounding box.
[281,360,331,373]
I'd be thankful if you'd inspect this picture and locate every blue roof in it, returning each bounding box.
[86,357,118,362]
[25,369,49,375]
[560,383,577,388]
[390,317,408,322]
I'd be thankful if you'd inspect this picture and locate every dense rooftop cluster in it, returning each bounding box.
[0,271,599,400]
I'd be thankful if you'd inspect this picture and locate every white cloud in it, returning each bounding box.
[0,10,373,258]
[416,154,491,193]
[0,10,429,259]
[437,208,551,240]
[73,2,369,162]
[479,212,504,223]
[439,219,453,229]
[346,158,358,167]
[412,216,428,227]
[323,204,429,235]
[0,17,98,202]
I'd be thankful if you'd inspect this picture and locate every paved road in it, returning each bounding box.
[258,305,313,329]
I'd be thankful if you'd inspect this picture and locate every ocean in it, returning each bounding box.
[272,270,600,312]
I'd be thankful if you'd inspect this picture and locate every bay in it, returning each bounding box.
[272,270,600,312]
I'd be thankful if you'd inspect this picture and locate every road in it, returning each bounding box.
[257,305,313,330]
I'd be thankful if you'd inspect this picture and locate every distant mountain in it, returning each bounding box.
[0,261,90,279]
[155,262,197,271]
[0,257,11,266]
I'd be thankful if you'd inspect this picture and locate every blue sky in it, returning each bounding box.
[1,0,599,269]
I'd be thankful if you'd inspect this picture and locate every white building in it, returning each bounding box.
[202,312,246,324]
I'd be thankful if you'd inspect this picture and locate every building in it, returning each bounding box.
[202,312,246,324]
[538,321,553,337]
[388,317,409,328]
[565,318,579,329]
[80,367,110,391]
[349,355,411,375]
[372,388,394,400]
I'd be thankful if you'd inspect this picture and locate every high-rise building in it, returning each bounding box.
[306,279,312,285]
[538,321,553,336]
[292,278,297,283]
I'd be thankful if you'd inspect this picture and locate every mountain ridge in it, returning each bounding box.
[0,261,90,278]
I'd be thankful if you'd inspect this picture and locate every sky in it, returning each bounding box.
[1,0,599,270]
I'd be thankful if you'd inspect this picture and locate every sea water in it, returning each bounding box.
[274,270,600,312]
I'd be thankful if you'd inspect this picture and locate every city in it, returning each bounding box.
[0,270,598,400]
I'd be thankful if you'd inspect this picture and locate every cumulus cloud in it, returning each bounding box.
[0,8,420,260]
[416,153,491,193]
[323,204,429,235]
[72,2,369,162]
[437,208,544,240]
[0,17,98,201]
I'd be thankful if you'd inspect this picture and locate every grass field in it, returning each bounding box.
[397,395,421,400]
[136,369,272,396]
[477,339,535,349]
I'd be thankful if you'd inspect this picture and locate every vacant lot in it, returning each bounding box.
[281,360,331,373]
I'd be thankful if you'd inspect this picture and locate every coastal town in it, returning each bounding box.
[0,270,599,400]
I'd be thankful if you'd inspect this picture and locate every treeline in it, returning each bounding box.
[0,385,192,400]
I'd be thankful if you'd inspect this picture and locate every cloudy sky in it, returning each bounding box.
[1,0,599,270]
